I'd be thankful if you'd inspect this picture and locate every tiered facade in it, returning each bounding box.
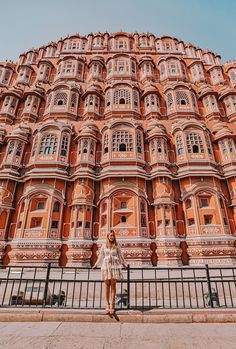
[0,32,236,267]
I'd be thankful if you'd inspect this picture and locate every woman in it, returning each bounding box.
[92,230,128,315]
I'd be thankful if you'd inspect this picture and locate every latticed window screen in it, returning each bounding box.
[151,140,155,154]
[95,97,99,108]
[78,63,83,77]
[106,91,111,106]
[133,90,139,107]
[16,143,23,156]
[90,141,95,155]
[156,139,167,155]
[204,95,218,112]
[167,92,174,109]
[116,40,128,50]
[4,96,10,107]
[191,92,198,109]
[220,139,235,154]
[26,96,32,108]
[114,60,129,74]
[176,135,184,155]
[82,140,88,153]
[93,36,103,47]
[7,141,15,155]
[32,136,38,156]
[39,134,58,155]
[68,40,81,50]
[61,135,69,156]
[186,133,204,153]
[131,61,136,74]
[54,92,68,106]
[103,133,109,153]
[2,69,11,84]
[62,61,76,75]
[168,61,179,74]
[228,139,235,153]
[205,132,213,154]
[224,96,236,113]
[219,140,227,154]
[113,89,131,104]
[136,132,142,153]
[78,141,82,154]
[71,93,77,108]
[181,63,187,77]
[176,91,190,107]
[160,63,165,76]
[112,131,133,152]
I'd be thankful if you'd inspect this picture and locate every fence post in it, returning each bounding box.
[205,264,214,308]
[43,263,51,307]
[127,264,130,310]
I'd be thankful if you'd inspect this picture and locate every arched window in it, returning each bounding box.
[176,91,190,107]
[176,135,184,155]
[113,89,131,104]
[16,143,23,156]
[103,133,109,154]
[136,132,142,153]
[32,136,38,157]
[39,134,58,155]
[186,199,192,209]
[119,143,126,151]
[112,131,133,152]
[82,140,88,153]
[54,92,68,106]
[71,93,77,109]
[167,92,174,109]
[133,90,139,107]
[7,141,15,155]
[60,135,69,156]
[167,60,179,75]
[219,139,236,155]
[224,95,236,115]
[106,91,111,107]
[186,133,204,154]
[205,132,213,155]
[53,201,60,212]
[203,95,218,114]
[159,63,166,78]
[90,141,95,155]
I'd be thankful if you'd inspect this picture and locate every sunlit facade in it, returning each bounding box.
[0,32,236,266]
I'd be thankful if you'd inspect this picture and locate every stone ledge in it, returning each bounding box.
[0,309,235,323]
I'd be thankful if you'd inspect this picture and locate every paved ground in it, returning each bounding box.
[0,322,236,349]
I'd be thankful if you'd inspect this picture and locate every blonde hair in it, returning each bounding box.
[105,229,118,248]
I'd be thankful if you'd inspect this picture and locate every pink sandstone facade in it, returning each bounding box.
[0,32,236,267]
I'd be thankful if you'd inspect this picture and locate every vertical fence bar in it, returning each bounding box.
[43,263,51,307]
[127,264,130,309]
[205,264,214,308]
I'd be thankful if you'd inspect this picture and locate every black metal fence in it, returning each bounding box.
[0,264,235,310]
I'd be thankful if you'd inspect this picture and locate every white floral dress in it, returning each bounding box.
[95,243,126,281]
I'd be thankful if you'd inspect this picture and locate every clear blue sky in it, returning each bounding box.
[0,0,235,62]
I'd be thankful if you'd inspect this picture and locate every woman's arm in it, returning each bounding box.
[117,245,127,267]
[93,244,105,268]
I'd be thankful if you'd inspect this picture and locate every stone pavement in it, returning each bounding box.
[0,322,236,349]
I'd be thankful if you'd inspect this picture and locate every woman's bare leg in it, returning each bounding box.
[104,279,111,305]
[110,278,117,306]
